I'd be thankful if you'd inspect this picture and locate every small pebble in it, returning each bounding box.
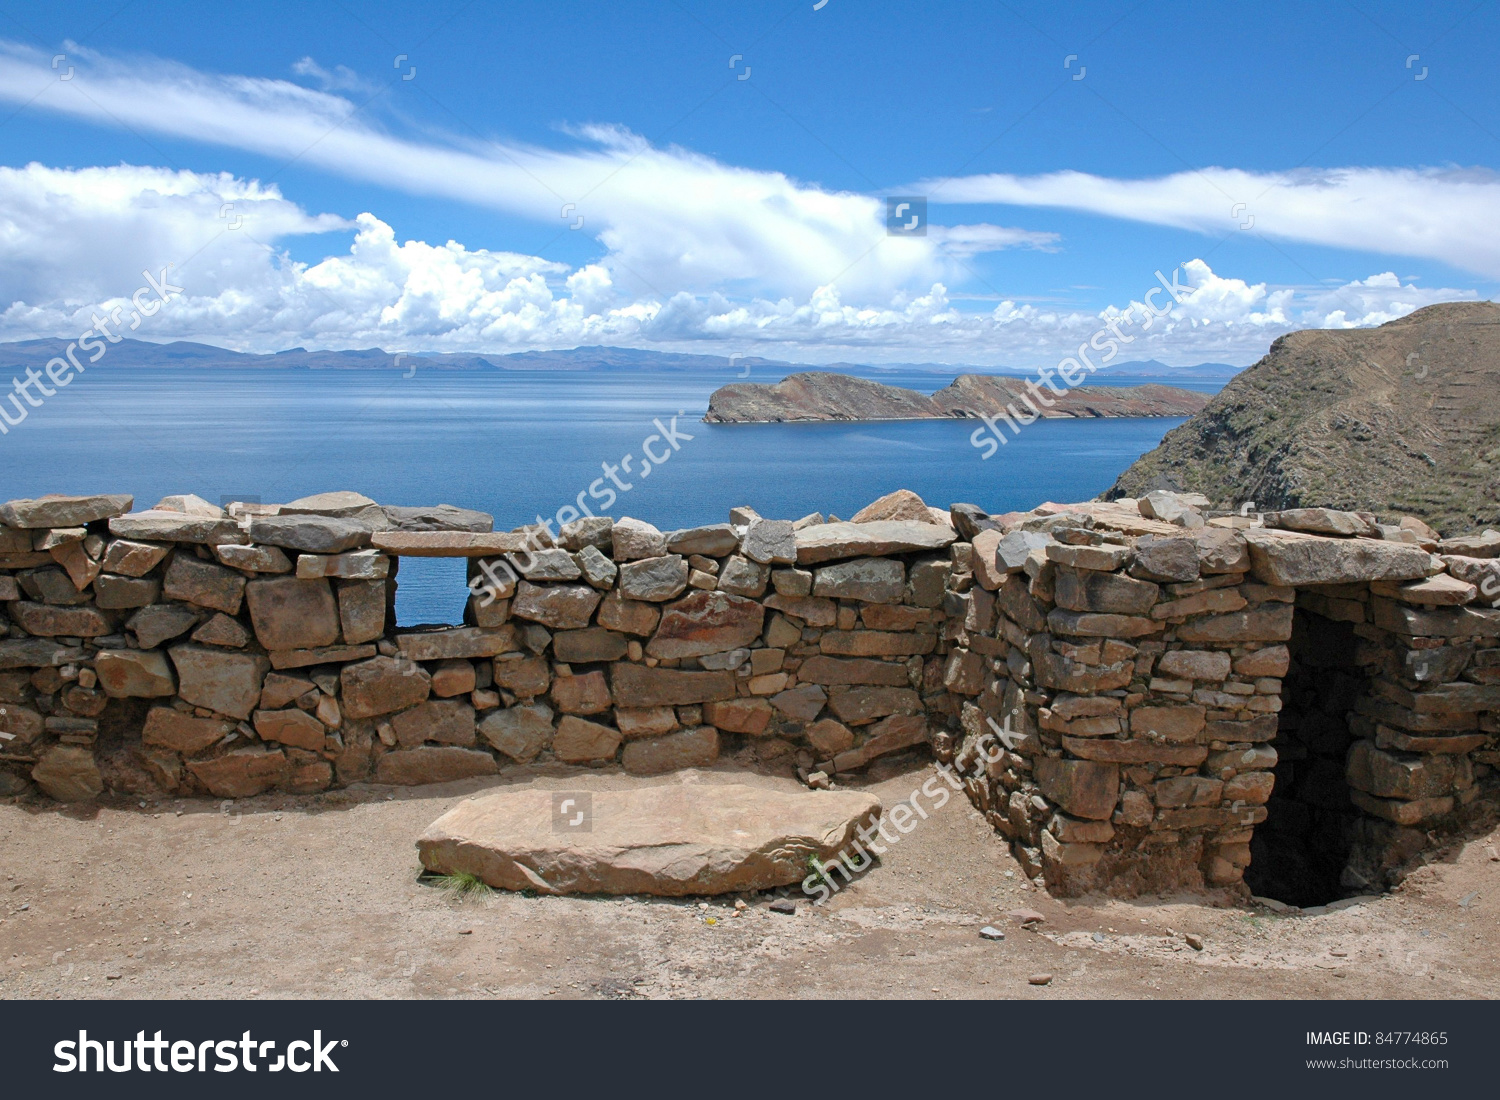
[979,926,1005,941]
[458,929,473,936]
[1028,973,1053,986]
[1330,948,1347,958]
[1184,933,1204,951]
[1010,908,1045,926]
[769,899,796,915]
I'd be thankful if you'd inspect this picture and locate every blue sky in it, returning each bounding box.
[0,0,1495,365]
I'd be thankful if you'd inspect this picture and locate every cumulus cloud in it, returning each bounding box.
[0,164,1481,366]
[919,166,1500,279]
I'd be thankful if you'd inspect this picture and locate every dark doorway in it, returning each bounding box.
[1243,605,1363,907]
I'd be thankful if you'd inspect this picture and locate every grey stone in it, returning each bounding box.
[611,517,667,562]
[716,555,769,598]
[93,573,160,609]
[558,516,614,551]
[575,545,618,589]
[0,494,132,528]
[245,576,340,651]
[813,558,905,603]
[512,582,602,630]
[666,523,740,557]
[99,539,170,578]
[618,555,690,602]
[742,518,797,565]
[508,548,582,581]
[126,603,201,649]
[213,543,294,573]
[163,555,247,615]
[109,511,247,545]
[247,515,371,553]
[383,504,494,532]
[479,703,554,762]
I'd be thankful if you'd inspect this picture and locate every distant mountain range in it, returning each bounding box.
[0,338,1242,379]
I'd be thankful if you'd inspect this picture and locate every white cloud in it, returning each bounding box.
[0,39,1041,302]
[0,164,1481,367]
[919,165,1500,279]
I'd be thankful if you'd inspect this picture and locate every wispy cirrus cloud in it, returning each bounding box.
[0,38,1042,302]
[918,166,1500,278]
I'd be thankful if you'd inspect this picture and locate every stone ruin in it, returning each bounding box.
[1,487,1497,906]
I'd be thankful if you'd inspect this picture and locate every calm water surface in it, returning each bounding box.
[0,368,1206,622]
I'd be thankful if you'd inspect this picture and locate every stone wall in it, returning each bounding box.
[3,487,1497,904]
[0,490,961,804]
[944,495,1500,900]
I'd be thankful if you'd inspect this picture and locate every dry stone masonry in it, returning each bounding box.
[2,487,1497,903]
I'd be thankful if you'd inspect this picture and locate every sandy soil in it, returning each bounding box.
[2,756,1497,1000]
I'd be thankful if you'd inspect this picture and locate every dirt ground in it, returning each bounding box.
[2,756,1497,1000]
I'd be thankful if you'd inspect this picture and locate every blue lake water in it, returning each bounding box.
[0,367,1209,624]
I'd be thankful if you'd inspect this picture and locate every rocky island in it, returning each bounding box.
[703,370,1211,423]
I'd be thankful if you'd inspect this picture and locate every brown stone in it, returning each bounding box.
[1153,776,1223,808]
[551,627,629,663]
[162,555,246,615]
[512,582,602,630]
[417,782,882,896]
[622,726,719,775]
[645,591,764,658]
[93,573,161,609]
[430,659,476,698]
[479,704,554,762]
[1151,587,1248,620]
[1062,736,1207,765]
[143,707,234,754]
[1035,652,1133,693]
[397,626,522,662]
[551,670,612,715]
[269,644,377,670]
[942,649,984,695]
[341,656,431,719]
[703,697,773,735]
[389,700,476,748]
[1157,650,1231,680]
[596,591,660,636]
[213,543,294,573]
[1233,645,1290,678]
[1195,528,1250,574]
[1243,528,1430,586]
[371,531,527,557]
[771,683,828,721]
[1349,789,1453,826]
[338,579,387,644]
[493,654,552,698]
[95,649,177,698]
[1346,739,1468,801]
[1371,574,1477,606]
[1047,609,1162,638]
[807,718,856,756]
[253,708,327,750]
[1035,758,1119,820]
[1130,705,1206,742]
[375,746,499,785]
[260,672,315,710]
[763,593,837,627]
[819,631,936,657]
[244,576,339,651]
[8,601,111,637]
[1176,603,1294,643]
[552,715,622,763]
[614,706,679,739]
[852,489,932,524]
[189,613,250,648]
[169,646,270,720]
[187,749,286,797]
[827,686,920,723]
[796,655,911,686]
[610,664,737,707]
[30,744,104,802]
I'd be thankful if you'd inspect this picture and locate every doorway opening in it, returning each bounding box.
[1243,604,1365,907]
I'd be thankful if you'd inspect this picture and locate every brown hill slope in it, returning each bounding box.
[704,371,1208,423]
[1109,301,1500,533]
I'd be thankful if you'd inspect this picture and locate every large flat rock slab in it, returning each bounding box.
[1242,527,1431,586]
[794,521,955,564]
[417,779,881,896]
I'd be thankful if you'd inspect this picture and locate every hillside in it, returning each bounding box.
[704,371,1209,423]
[1108,301,1500,533]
